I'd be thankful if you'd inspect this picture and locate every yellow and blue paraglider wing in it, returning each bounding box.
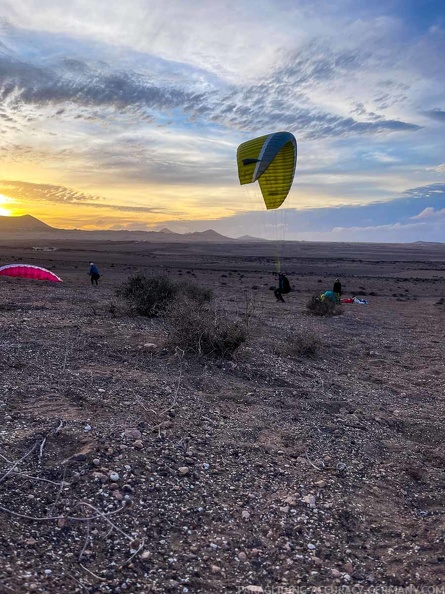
[236,131,297,210]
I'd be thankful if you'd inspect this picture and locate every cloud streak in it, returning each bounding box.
[0,24,422,142]
[0,180,169,213]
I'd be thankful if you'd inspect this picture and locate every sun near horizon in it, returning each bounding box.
[0,194,16,217]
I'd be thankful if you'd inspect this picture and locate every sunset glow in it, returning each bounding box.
[0,194,14,217]
[0,0,444,241]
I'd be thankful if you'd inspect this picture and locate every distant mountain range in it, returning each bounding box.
[0,215,263,243]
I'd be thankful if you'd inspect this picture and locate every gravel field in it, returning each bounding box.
[1,239,444,593]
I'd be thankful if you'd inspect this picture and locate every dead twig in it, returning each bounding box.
[47,464,68,517]
[0,580,19,593]
[78,518,91,562]
[38,436,47,467]
[0,452,13,464]
[0,442,39,485]
[66,572,89,593]
[0,501,125,524]
[0,506,64,521]
[70,501,133,541]
[8,471,67,487]
[79,563,106,582]
[305,452,324,471]
[118,538,145,569]
[55,419,65,433]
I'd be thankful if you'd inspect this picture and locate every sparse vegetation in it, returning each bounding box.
[179,280,213,305]
[117,275,212,317]
[116,274,178,317]
[165,297,247,358]
[287,330,320,357]
[306,295,343,316]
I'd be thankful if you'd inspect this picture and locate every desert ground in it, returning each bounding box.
[0,238,444,593]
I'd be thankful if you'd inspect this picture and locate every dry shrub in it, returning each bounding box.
[117,274,178,317]
[117,275,212,317]
[166,297,247,358]
[179,281,213,305]
[306,296,343,317]
[287,330,320,357]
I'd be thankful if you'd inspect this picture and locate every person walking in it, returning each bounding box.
[274,272,291,303]
[88,262,100,286]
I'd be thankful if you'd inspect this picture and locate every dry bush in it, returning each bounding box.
[306,295,343,317]
[165,297,247,358]
[117,275,212,317]
[179,281,213,305]
[117,274,178,317]
[287,330,321,357]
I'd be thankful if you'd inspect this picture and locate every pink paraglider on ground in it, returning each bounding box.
[0,264,63,282]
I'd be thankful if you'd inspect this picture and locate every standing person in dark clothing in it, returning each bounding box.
[333,278,342,302]
[89,262,100,286]
[274,272,291,303]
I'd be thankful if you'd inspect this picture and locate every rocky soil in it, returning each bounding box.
[0,241,444,593]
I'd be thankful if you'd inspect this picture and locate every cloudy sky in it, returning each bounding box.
[0,0,444,241]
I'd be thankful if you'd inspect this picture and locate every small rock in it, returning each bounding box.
[109,471,120,482]
[307,543,316,550]
[92,458,100,466]
[331,569,342,578]
[124,428,142,440]
[211,565,222,574]
[302,495,316,507]
[178,467,189,476]
[238,552,247,561]
[244,586,263,593]
[84,425,92,432]
[242,510,250,520]
[130,539,141,553]
[143,343,157,351]
[134,440,143,450]
[25,538,37,546]
[141,551,151,560]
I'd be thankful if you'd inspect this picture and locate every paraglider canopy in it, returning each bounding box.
[0,264,63,282]
[237,131,297,210]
